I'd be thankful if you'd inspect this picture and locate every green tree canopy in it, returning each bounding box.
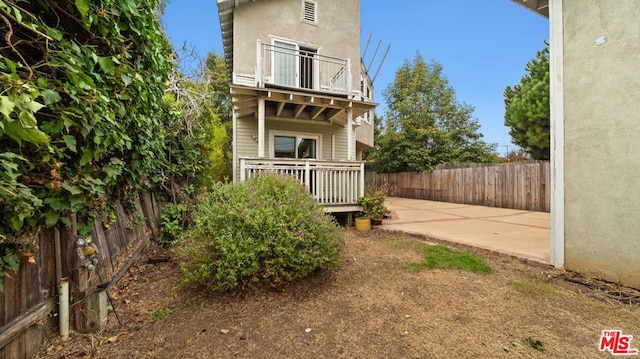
[504,44,550,160]
[370,53,497,172]
[164,51,232,194]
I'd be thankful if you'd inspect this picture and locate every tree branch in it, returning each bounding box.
[0,5,53,41]
[0,13,34,80]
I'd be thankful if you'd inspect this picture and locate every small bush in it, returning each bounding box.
[159,202,187,245]
[357,185,389,220]
[174,173,344,292]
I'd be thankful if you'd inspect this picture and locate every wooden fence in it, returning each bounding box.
[368,161,550,212]
[0,192,161,359]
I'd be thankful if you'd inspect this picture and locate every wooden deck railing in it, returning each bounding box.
[240,158,364,210]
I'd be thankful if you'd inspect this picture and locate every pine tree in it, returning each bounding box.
[504,45,550,160]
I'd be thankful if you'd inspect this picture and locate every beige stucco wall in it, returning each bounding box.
[232,0,361,84]
[562,0,640,288]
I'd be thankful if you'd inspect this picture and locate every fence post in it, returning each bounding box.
[359,162,365,198]
[240,158,246,181]
[304,161,311,190]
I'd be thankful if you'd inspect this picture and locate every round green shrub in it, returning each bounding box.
[175,173,344,292]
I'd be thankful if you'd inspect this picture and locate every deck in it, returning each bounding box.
[239,158,364,212]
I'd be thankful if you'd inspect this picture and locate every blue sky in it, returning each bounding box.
[162,1,548,155]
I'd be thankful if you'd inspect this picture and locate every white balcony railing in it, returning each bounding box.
[257,41,352,96]
[240,158,364,208]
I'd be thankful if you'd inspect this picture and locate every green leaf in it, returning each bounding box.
[98,57,115,74]
[12,6,22,23]
[121,74,132,87]
[2,250,21,271]
[63,134,77,152]
[10,215,24,231]
[511,341,524,350]
[44,26,63,41]
[4,58,16,74]
[61,182,82,195]
[69,195,84,208]
[0,96,15,117]
[527,338,545,352]
[80,148,94,165]
[44,197,63,211]
[44,211,60,227]
[41,89,62,105]
[17,111,49,144]
[75,0,90,17]
[102,165,121,178]
[24,100,45,113]
[60,216,71,227]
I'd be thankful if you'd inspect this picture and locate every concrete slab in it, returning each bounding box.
[379,197,551,265]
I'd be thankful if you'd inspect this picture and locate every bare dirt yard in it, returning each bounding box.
[36,229,640,358]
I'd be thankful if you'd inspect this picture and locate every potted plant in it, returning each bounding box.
[356,186,389,230]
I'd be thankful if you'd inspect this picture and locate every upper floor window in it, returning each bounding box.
[302,0,317,24]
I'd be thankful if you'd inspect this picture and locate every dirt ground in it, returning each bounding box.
[35,229,640,358]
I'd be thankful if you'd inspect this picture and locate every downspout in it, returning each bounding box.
[347,106,353,160]
[54,227,69,340]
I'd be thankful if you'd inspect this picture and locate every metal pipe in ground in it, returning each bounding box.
[59,278,69,341]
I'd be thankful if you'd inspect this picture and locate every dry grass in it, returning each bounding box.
[36,229,640,358]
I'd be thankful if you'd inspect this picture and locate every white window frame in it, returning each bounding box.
[302,0,317,25]
[271,39,298,88]
[269,130,322,160]
[270,37,319,90]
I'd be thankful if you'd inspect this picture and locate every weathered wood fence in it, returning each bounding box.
[0,191,162,359]
[368,161,550,212]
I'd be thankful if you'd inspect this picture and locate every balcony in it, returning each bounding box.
[239,157,364,212]
[257,41,352,96]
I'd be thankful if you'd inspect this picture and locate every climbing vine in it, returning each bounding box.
[0,0,176,250]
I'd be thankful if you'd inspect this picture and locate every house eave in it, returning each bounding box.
[511,0,549,18]
[217,0,262,79]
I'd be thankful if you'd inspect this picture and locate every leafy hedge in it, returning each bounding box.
[175,173,344,293]
[0,0,176,245]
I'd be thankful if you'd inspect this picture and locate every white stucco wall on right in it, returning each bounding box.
[562,0,640,288]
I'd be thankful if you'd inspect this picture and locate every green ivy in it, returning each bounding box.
[0,246,21,292]
[0,0,176,243]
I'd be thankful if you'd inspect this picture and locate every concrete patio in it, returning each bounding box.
[379,197,551,266]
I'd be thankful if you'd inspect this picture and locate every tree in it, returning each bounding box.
[161,50,232,203]
[504,44,550,160]
[158,50,232,242]
[370,53,497,172]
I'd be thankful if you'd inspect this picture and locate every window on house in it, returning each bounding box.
[299,47,316,89]
[273,40,297,87]
[302,0,317,24]
[272,40,317,90]
[274,135,318,159]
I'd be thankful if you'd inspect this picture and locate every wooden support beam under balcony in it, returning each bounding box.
[310,106,325,120]
[294,104,306,118]
[229,84,377,124]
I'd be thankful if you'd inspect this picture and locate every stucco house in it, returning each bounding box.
[513,0,640,289]
[216,0,377,212]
